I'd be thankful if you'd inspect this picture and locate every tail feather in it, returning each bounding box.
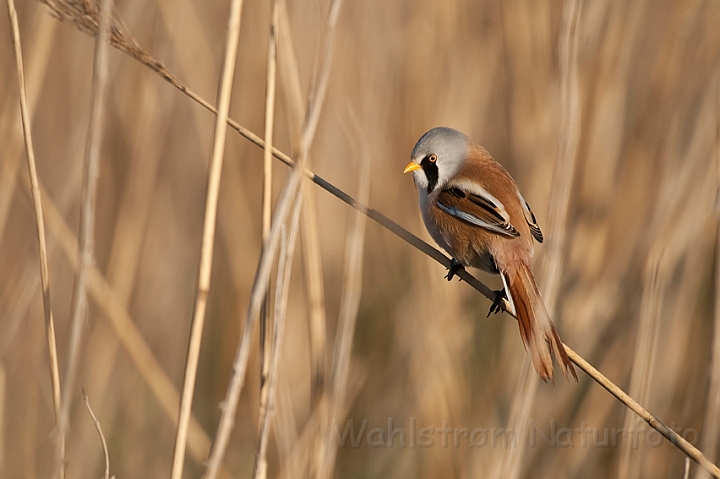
[501,262,577,382]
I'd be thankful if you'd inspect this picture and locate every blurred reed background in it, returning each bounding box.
[1,0,720,478]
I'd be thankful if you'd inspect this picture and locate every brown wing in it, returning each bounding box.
[436,187,520,238]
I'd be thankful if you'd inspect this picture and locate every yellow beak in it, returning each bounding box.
[403,162,422,174]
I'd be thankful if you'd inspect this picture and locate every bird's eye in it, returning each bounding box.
[428,154,437,163]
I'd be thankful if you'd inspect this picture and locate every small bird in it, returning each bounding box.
[404,127,576,381]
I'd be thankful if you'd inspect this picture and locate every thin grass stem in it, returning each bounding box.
[275,0,329,422]
[317,110,371,479]
[20,176,223,472]
[203,2,342,477]
[169,0,246,478]
[5,0,62,429]
[253,198,302,479]
[57,0,113,476]
[259,0,279,434]
[82,389,111,479]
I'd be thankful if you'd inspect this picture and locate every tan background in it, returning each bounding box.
[1,0,720,478]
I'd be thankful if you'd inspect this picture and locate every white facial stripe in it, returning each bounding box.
[448,178,510,222]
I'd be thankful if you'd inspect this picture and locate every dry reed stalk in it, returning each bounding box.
[497,2,581,477]
[170,0,246,477]
[618,251,666,479]
[566,346,720,478]
[56,0,113,476]
[316,111,371,479]
[203,2,342,477]
[14,164,222,476]
[275,3,330,473]
[276,364,367,479]
[253,198,302,479]
[16,175,223,472]
[202,118,302,479]
[277,0,329,412]
[695,76,720,479]
[272,371,300,471]
[301,155,328,407]
[618,258,669,479]
[82,390,111,479]
[259,0,279,436]
[74,64,170,473]
[263,4,301,470]
[5,0,62,430]
[0,12,57,240]
[618,82,719,479]
[0,145,85,361]
[262,1,279,244]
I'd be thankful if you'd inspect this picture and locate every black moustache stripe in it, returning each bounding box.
[421,156,439,193]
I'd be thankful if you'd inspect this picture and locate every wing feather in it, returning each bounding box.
[518,192,543,243]
[437,187,520,238]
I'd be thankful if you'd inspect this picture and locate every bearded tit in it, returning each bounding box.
[404,127,576,381]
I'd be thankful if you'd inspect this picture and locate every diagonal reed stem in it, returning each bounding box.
[169,0,246,478]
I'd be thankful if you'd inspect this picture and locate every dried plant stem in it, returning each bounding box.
[82,390,111,479]
[262,1,278,242]
[170,0,245,478]
[617,68,717,479]
[57,0,113,476]
[565,347,720,478]
[25,176,223,472]
[619,253,666,479]
[253,199,302,479]
[276,365,366,479]
[318,113,371,479]
[259,0,279,430]
[203,2,342,477]
[202,142,302,479]
[499,1,582,478]
[277,0,328,415]
[6,0,61,425]
[0,11,57,242]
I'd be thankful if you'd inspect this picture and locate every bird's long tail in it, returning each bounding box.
[501,261,577,382]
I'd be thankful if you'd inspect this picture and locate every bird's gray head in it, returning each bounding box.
[404,127,470,193]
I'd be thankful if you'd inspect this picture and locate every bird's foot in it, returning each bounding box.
[445,259,464,281]
[487,289,507,317]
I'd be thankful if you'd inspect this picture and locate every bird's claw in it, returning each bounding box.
[445,259,464,281]
[487,289,507,317]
